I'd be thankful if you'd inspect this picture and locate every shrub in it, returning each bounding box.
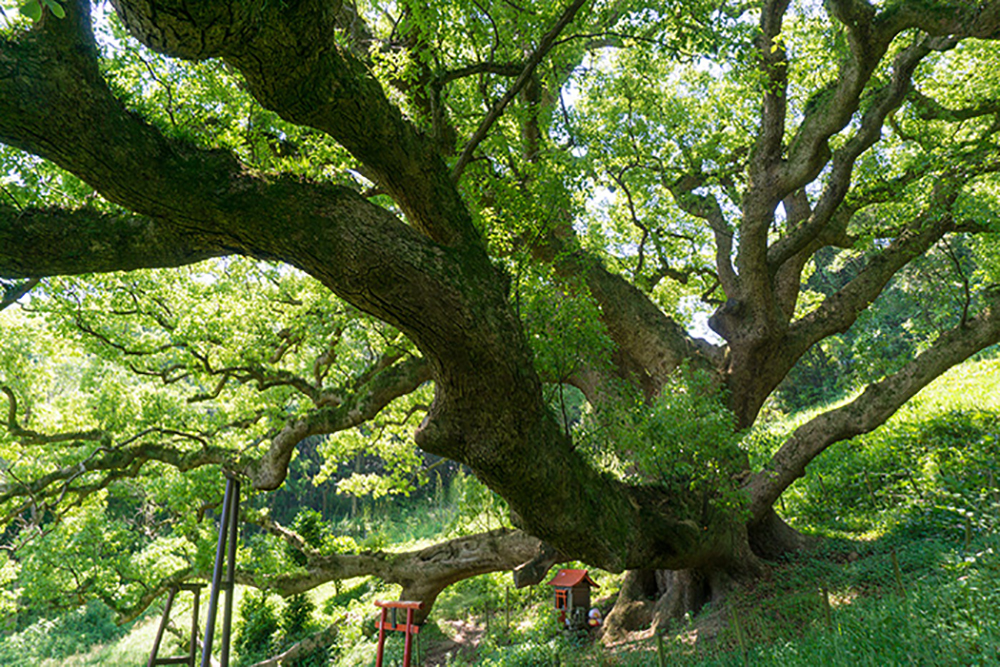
[233,590,278,666]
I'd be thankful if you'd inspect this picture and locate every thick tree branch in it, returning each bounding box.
[1,0,688,574]
[248,354,431,490]
[877,0,1000,40]
[787,159,1000,356]
[747,291,1000,521]
[0,3,483,344]
[0,205,226,280]
[109,0,478,249]
[780,0,1000,199]
[0,438,231,518]
[532,228,722,390]
[722,158,1000,426]
[250,525,552,623]
[2,386,103,445]
[722,1,1000,342]
[0,277,40,311]
[909,89,1000,123]
[730,0,1000,354]
[112,527,554,626]
[732,0,792,339]
[751,0,790,185]
[669,175,739,298]
[767,36,946,274]
[437,61,524,85]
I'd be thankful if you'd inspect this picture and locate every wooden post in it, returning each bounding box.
[505,586,511,634]
[188,585,201,667]
[402,607,416,666]
[374,606,388,667]
[201,474,240,667]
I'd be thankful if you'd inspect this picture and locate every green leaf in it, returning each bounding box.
[42,0,65,19]
[19,0,42,21]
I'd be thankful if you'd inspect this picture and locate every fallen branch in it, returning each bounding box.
[247,620,342,667]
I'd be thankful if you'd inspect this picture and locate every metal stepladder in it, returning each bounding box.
[146,583,205,667]
[147,474,241,667]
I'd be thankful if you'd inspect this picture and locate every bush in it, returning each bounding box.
[233,590,278,666]
[285,509,326,566]
[281,593,315,640]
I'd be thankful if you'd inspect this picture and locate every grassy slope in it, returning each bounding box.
[12,358,1000,666]
[608,356,1000,665]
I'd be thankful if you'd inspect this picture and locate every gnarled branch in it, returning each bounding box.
[747,290,1000,521]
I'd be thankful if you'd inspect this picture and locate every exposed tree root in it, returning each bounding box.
[604,519,797,642]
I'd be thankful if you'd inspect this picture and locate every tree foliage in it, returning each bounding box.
[3,0,1000,643]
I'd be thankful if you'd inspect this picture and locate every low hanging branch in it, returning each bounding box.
[746,291,1000,521]
[111,524,557,626]
[0,438,232,524]
[249,514,550,599]
[248,354,431,490]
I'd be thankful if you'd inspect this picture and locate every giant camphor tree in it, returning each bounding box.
[3,0,1000,645]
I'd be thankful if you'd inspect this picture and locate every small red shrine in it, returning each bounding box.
[546,568,599,624]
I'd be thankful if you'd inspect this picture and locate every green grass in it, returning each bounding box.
[0,601,147,667]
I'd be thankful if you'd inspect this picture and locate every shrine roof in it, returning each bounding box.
[546,569,599,588]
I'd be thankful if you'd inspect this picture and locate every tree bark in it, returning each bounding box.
[111,527,557,626]
[0,0,743,574]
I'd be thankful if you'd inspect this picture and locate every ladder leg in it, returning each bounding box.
[201,476,235,667]
[219,478,240,667]
[189,587,201,667]
[148,587,178,667]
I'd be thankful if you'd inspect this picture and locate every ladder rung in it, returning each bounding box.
[152,658,195,665]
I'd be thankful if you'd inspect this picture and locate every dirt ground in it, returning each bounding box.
[421,619,487,666]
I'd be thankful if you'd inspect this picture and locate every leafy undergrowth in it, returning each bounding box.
[404,530,1000,666]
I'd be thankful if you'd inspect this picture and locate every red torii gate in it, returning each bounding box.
[374,600,424,667]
